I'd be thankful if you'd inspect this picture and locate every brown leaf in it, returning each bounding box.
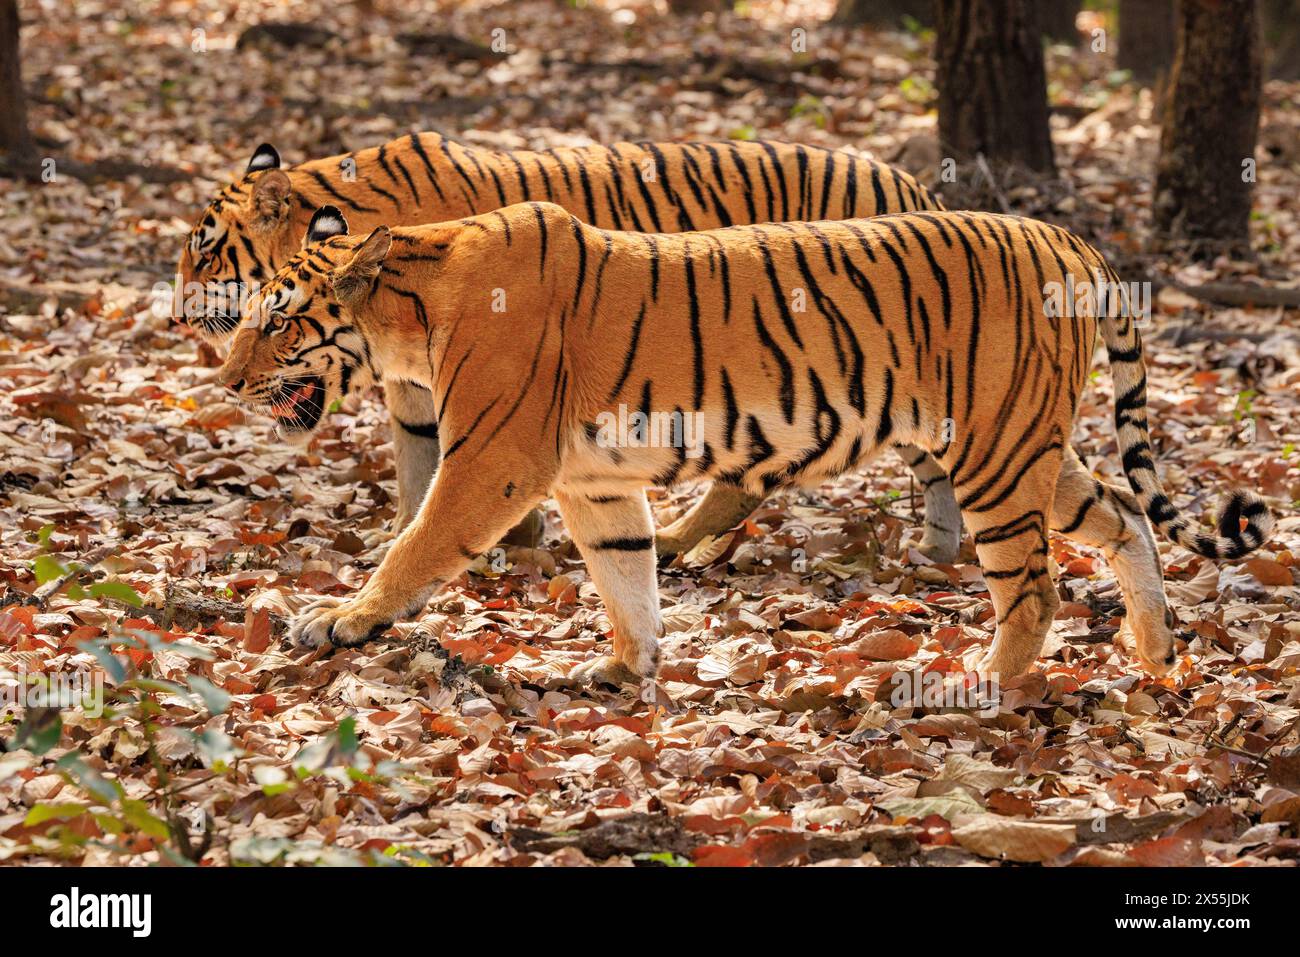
[1244,557,1293,587]
[952,816,1076,862]
[243,607,272,653]
[855,628,920,661]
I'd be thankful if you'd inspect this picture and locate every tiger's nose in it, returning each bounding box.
[214,362,241,389]
[216,326,257,389]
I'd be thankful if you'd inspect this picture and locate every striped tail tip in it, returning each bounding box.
[1182,489,1272,561]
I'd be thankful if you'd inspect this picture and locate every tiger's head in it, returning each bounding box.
[216,206,390,443]
[178,144,308,344]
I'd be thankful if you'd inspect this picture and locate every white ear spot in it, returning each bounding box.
[314,214,345,236]
[306,205,349,245]
[247,143,281,172]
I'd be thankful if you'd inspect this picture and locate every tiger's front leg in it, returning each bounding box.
[385,379,442,532]
[290,459,548,649]
[555,489,663,684]
[383,379,546,546]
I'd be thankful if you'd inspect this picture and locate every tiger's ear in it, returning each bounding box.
[305,205,348,247]
[249,168,292,232]
[332,226,392,308]
[246,143,281,172]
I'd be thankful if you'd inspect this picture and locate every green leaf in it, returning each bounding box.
[634,851,694,867]
[31,554,68,586]
[24,803,89,826]
[56,753,122,804]
[337,716,359,758]
[37,524,55,549]
[186,675,230,715]
[88,580,143,607]
[10,708,62,755]
[77,638,127,684]
[120,799,171,839]
[94,813,126,835]
[122,629,213,660]
[195,728,238,768]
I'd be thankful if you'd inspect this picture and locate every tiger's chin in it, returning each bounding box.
[274,421,318,446]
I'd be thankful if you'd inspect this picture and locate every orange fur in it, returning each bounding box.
[219,203,1270,681]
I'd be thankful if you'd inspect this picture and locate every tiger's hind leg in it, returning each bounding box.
[653,448,963,564]
[556,490,663,684]
[896,444,963,563]
[655,482,761,562]
[955,443,1063,679]
[1051,448,1176,675]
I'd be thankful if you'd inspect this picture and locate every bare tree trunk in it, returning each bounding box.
[0,0,32,158]
[1040,0,1079,43]
[933,0,1055,174]
[1118,0,1176,84]
[1153,0,1261,251]
[666,0,724,13]
[1261,0,1300,78]
[833,0,932,26]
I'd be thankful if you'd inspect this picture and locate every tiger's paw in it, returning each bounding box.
[567,637,659,688]
[288,596,394,649]
[971,644,1037,683]
[567,655,645,688]
[361,527,395,548]
[916,537,960,565]
[654,532,692,565]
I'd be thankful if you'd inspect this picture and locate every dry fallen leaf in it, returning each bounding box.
[952,817,1077,863]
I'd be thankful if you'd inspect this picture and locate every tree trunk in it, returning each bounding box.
[1153,0,1261,251]
[1118,0,1176,84]
[0,0,32,157]
[933,0,1055,174]
[1040,0,1079,43]
[1261,0,1300,79]
[833,0,932,27]
[666,0,725,13]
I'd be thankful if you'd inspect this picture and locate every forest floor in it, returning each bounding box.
[1,0,1299,867]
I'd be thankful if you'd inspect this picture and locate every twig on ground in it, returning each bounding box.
[30,545,116,606]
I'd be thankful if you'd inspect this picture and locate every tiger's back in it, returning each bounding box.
[400,206,1099,501]
[180,132,941,341]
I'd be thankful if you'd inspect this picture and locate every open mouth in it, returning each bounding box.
[270,376,326,432]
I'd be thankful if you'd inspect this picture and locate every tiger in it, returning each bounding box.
[215,201,1271,684]
[179,133,964,561]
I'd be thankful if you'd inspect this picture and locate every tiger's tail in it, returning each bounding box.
[1092,259,1272,560]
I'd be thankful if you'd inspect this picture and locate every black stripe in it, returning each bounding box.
[397,419,439,440]
[595,537,653,551]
